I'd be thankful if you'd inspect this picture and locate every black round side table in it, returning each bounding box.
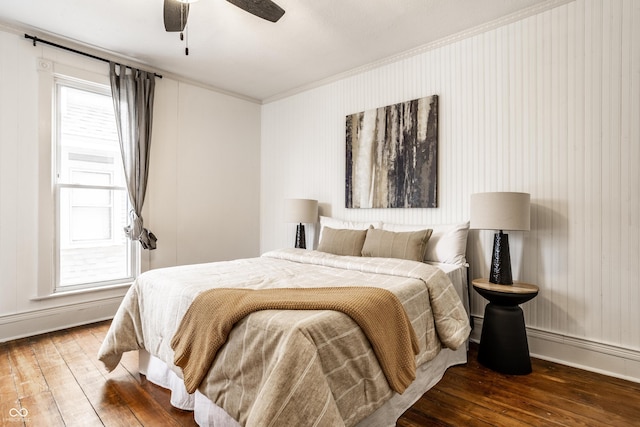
[472,278,539,375]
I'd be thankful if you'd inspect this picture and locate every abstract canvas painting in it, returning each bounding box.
[345,95,438,208]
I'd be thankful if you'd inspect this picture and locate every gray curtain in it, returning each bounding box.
[109,62,157,250]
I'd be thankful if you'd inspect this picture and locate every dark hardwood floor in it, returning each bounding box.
[1,321,638,426]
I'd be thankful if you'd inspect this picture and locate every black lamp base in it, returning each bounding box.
[490,231,513,284]
[295,223,306,249]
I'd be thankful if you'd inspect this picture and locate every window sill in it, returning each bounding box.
[31,282,132,301]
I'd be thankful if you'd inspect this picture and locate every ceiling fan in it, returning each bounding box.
[164,0,284,54]
[164,0,285,33]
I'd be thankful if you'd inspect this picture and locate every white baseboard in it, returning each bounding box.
[0,296,123,342]
[470,315,640,384]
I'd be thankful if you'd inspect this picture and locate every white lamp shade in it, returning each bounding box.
[470,192,530,231]
[284,199,318,224]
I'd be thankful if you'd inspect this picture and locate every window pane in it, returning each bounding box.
[72,170,112,186]
[59,244,131,287]
[72,188,111,206]
[71,207,112,241]
[58,187,131,287]
[58,85,125,187]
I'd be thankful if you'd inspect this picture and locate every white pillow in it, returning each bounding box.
[381,221,469,265]
[319,216,382,241]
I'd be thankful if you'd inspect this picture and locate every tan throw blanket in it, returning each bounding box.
[170,287,420,394]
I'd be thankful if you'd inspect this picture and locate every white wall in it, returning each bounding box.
[0,28,261,340]
[261,0,640,381]
[146,77,261,269]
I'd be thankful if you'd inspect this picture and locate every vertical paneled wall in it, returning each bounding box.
[261,0,640,359]
[147,80,262,270]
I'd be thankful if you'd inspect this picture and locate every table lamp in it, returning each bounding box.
[470,192,530,285]
[284,198,318,249]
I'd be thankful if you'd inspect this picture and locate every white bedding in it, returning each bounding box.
[100,249,470,426]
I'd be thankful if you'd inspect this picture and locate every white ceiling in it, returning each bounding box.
[0,0,550,102]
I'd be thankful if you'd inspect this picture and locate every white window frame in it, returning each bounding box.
[35,59,139,298]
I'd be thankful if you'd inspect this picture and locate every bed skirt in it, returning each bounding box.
[138,345,467,427]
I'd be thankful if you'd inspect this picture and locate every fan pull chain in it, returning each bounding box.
[179,2,188,55]
[185,24,189,56]
[178,26,189,55]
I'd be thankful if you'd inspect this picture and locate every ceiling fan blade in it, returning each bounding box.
[226,0,285,23]
[164,0,190,32]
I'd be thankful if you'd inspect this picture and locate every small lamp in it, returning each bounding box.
[470,192,530,285]
[284,198,318,249]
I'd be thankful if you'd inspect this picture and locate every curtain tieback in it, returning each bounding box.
[124,212,157,250]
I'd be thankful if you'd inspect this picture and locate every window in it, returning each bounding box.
[54,78,136,291]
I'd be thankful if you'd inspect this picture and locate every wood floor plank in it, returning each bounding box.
[441,368,584,426]
[0,343,18,402]
[30,334,103,427]
[525,357,640,422]
[419,386,532,427]
[399,388,496,427]
[18,390,65,426]
[0,341,11,376]
[6,339,48,399]
[0,342,24,426]
[445,356,633,426]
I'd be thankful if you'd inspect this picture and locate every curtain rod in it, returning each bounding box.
[24,34,163,79]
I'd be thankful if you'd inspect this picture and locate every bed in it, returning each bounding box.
[98,220,471,427]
